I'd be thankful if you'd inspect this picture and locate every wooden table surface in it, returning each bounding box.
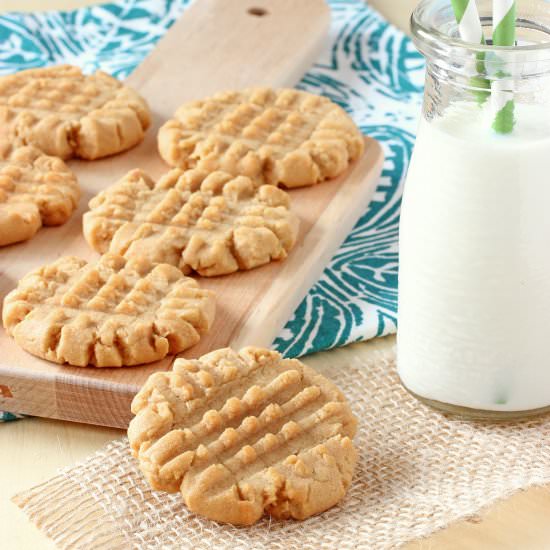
[1,1,549,549]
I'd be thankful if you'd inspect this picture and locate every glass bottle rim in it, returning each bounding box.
[412,0,550,58]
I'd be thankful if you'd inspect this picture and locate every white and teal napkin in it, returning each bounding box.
[0,0,424,422]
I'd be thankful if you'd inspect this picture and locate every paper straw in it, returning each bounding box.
[451,0,486,45]
[451,0,491,102]
[491,0,516,134]
[493,0,516,46]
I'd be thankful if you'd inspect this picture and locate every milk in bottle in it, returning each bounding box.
[397,0,550,417]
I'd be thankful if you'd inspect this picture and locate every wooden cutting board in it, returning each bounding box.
[0,0,384,428]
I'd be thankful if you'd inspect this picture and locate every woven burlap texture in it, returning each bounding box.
[13,340,550,549]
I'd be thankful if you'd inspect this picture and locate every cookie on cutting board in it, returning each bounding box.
[128,346,358,525]
[0,145,79,247]
[2,253,216,367]
[83,168,299,277]
[158,87,364,188]
[0,65,150,160]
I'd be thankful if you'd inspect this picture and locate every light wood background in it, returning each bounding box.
[1,1,549,549]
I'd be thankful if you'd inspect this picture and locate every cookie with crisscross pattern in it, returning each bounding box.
[0,145,79,246]
[128,347,358,525]
[83,168,299,277]
[2,253,216,367]
[158,88,364,188]
[0,65,150,160]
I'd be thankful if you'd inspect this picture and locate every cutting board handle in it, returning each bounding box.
[127,0,331,117]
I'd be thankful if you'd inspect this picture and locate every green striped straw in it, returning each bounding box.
[450,0,491,102]
[451,0,486,45]
[491,0,517,134]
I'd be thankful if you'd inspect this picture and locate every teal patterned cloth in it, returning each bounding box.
[0,0,424,422]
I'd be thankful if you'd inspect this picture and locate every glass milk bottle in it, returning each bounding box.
[397,0,550,418]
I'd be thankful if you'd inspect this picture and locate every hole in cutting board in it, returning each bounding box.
[248,7,268,17]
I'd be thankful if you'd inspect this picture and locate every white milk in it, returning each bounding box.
[398,102,550,411]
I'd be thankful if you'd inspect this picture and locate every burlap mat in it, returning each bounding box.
[13,341,550,549]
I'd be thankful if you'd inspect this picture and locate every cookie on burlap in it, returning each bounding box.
[0,145,79,246]
[83,168,299,277]
[128,347,358,525]
[2,253,215,367]
[157,88,364,188]
[0,65,150,160]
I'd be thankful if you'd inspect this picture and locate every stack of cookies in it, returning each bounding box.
[0,66,363,524]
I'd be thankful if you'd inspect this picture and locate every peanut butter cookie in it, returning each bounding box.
[83,168,299,277]
[2,254,215,367]
[0,145,79,246]
[0,65,150,160]
[158,88,364,188]
[128,347,358,525]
